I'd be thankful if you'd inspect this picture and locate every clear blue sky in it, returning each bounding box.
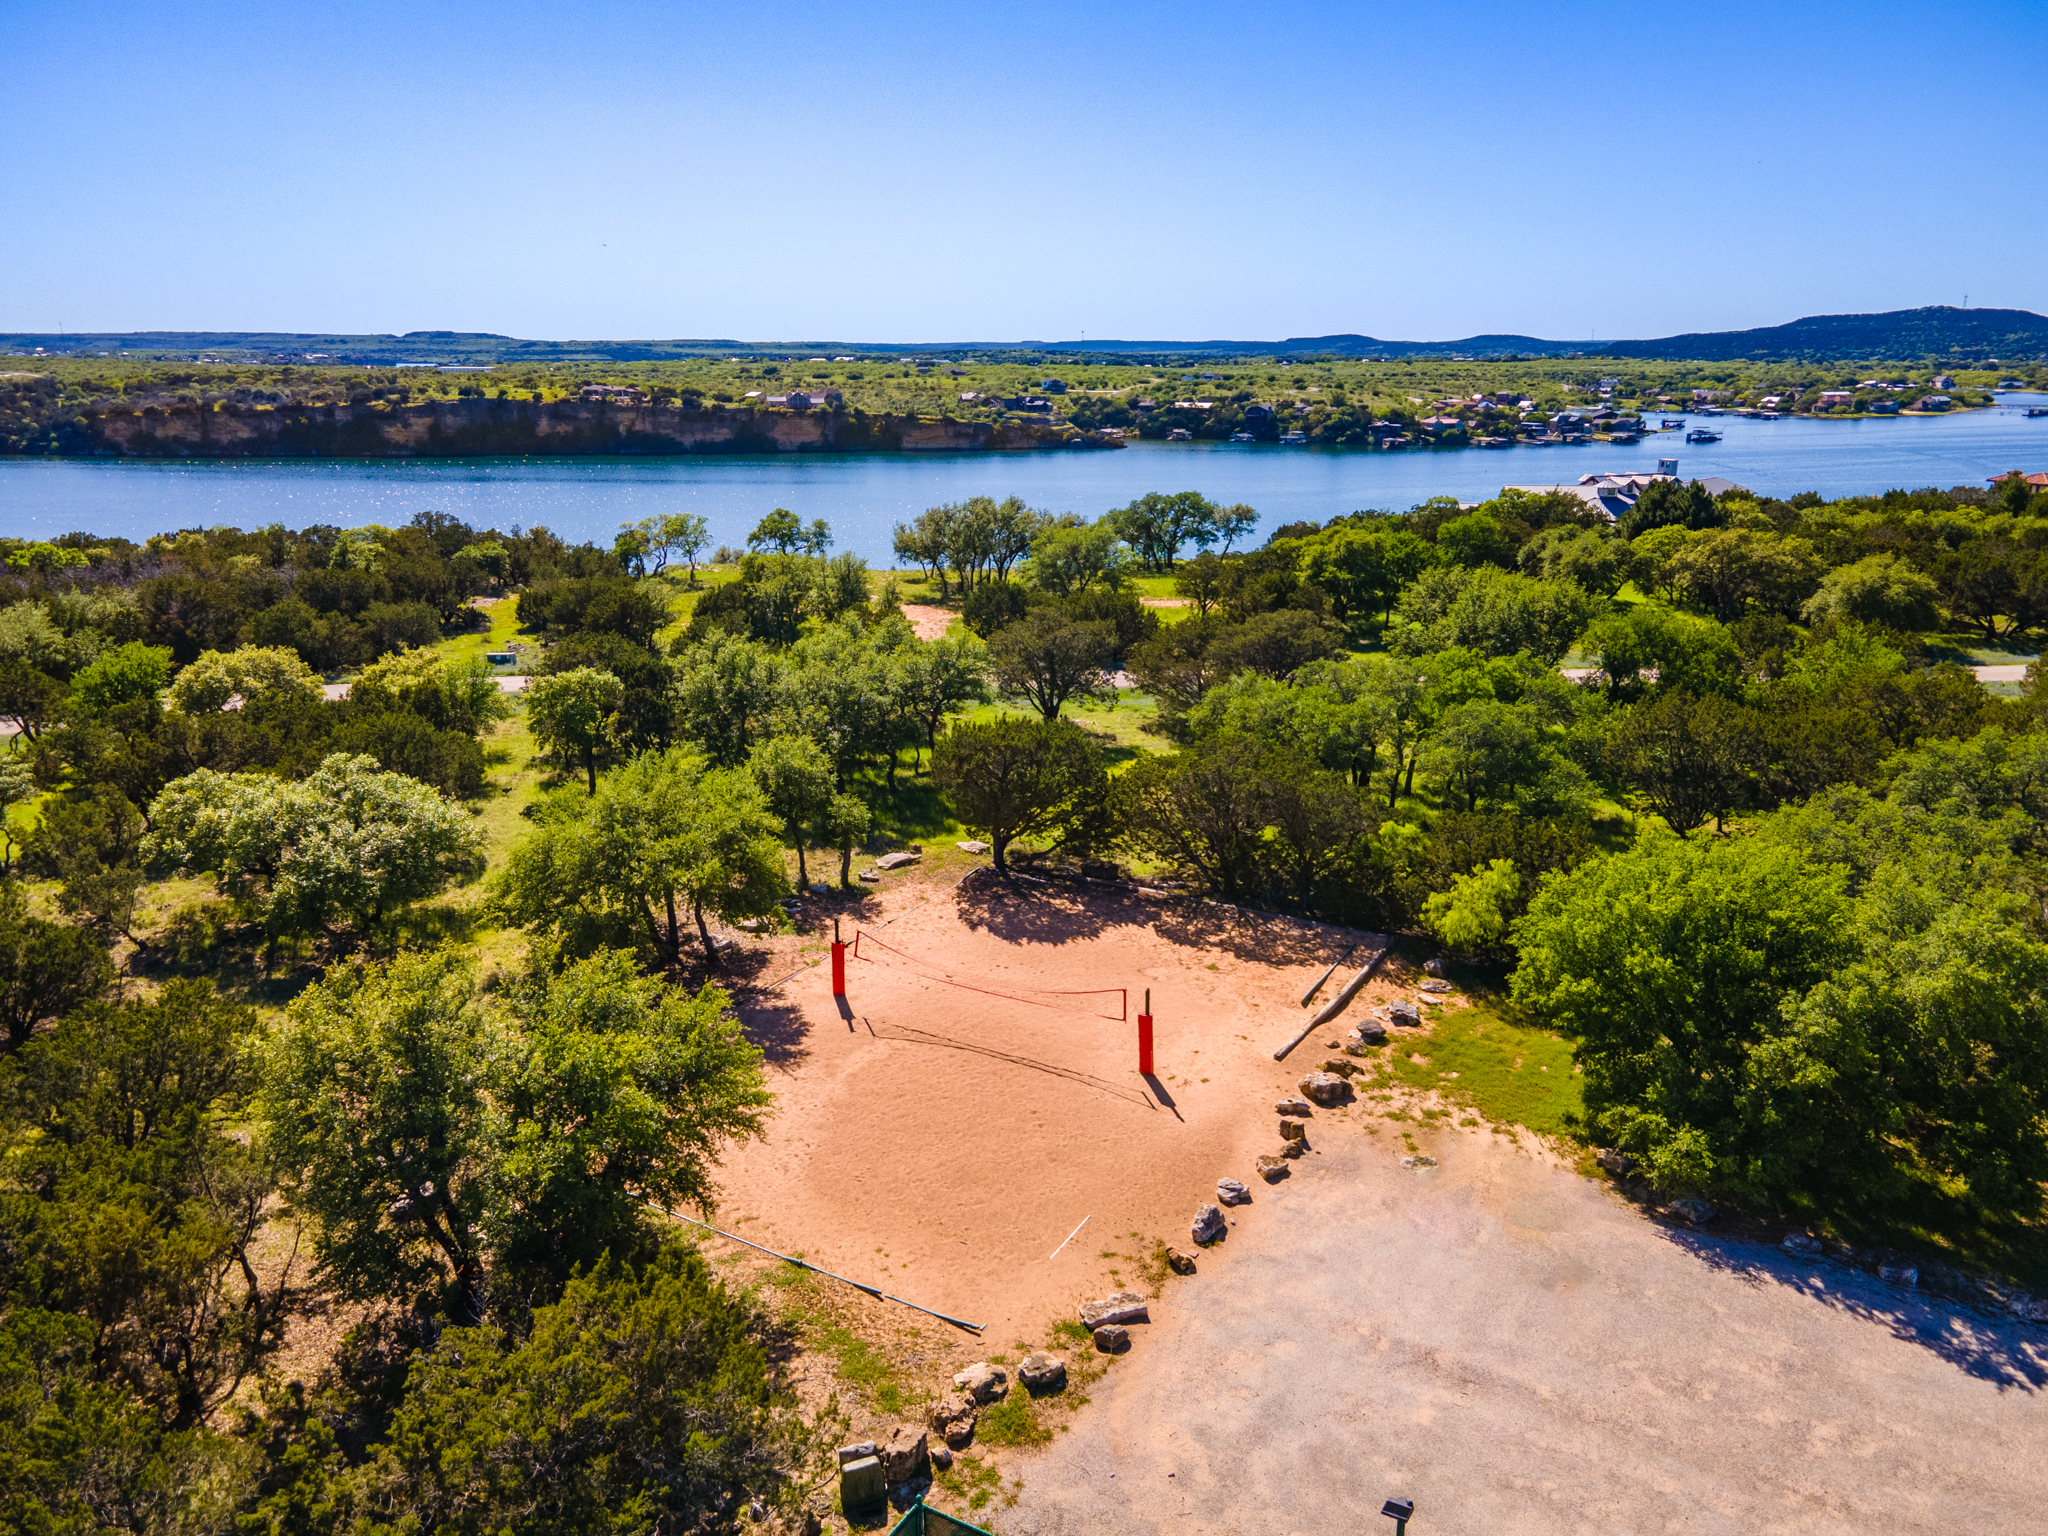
[4,0,2042,344]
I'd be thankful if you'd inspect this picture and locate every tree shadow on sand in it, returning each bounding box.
[952,871,1119,944]
[1151,901,1373,969]
[729,991,814,1072]
[1660,1227,2048,1393]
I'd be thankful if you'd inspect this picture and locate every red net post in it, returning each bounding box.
[1138,987,1153,1075]
[831,942,847,997]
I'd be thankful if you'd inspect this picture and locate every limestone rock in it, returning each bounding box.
[837,1441,879,1467]
[1279,1139,1304,1159]
[1424,958,1445,977]
[1319,1058,1359,1079]
[1299,1071,1351,1107]
[2009,1294,2048,1323]
[1400,1154,1437,1170]
[1078,1291,1149,1329]
[952,1361,1009,1404]
[876,850,922,870]
[929,1393,977,1448]
[1594,1147,1634,1177]
[1093,1323,1130,1353]
[1781,1232,1822,1253]
[1255,1155,1291,1182]
[878,1425,929,1482]
[858,868,882,882]
[1192,1203,1227,1244]
[1164,1247,1196,1275]
[1419,978,1454,994]
[1215,1178,1250,1207]
[1669,1195,1715,1225]
[955,840,990,854]
[1879,1265,1919,1288]
[1387,1000,1423,1027]
[928,1444,954,1472]
[1018,1352,1067,1392]
[1276,1097,1314,1117]
[1279,1118,1305,1142]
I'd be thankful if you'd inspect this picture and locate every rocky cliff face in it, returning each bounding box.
[66,397,1113,457]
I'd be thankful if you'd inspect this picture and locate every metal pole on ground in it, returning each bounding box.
[1138,987,1154,1076]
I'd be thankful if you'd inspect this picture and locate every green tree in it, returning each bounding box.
[0,884,113,1054]
[747,734,835,890]
[1606,689,1763,833]
[497,748,787,969]
[142,755,484,941]
[1582,605,1743,703]
[1297,524,1438,624]
[671,634,784,767]
[1422,858,1519,955]
[1518,526,1635,597]
[527,666,624,793]
[343,1249,803,1535]
[987,610,1117,721]
[932,716,1108,873]
[68,641,173,717]
[1668,529,1825,619]
[816,791,873,888]
[6,981,282,1428]
[746,508,805,554]
[1391,567,1601,664]
[491,951,770,1283]
[892,632,992,769]
[261,950,499,1323]
[1802,553,1941,631]
[164,644,326,714]
[1436,512,1516,569]
[1119,734,1273,902]
[1106,491,1218,569]
[23,788,146,939]
[1511,835,1853,1193]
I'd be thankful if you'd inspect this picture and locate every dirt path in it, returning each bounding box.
[1001,1124,2048,1536]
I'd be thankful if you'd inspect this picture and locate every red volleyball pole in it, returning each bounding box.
[831,917,847,998]
[1138,987,1154,1076]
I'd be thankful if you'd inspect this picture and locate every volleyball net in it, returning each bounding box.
[849,929,1128,1021]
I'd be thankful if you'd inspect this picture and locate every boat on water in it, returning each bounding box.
[1685,428,1722,443]
[1228,431,1256,443]
[1607,432,1640,445]
[1660,418,1685,429]
[2027,407,2048,418]
[1279,431,1307,444]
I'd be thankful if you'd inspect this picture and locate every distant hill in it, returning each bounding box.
[4,306,2044,364]
[1599,306,2048,362]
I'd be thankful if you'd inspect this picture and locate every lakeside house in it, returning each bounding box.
[1506,470,1740,522]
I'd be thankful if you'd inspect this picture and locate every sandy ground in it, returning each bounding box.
[900,605,957,641]
[1001,1123,2048,1536]
[717,877,1400,1349]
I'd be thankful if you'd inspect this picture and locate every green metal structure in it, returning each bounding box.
[886,1496,996,1536]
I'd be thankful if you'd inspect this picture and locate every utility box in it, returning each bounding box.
[840,1454,886,1519]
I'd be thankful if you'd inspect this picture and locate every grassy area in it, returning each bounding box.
[1369,1000,1584,1139]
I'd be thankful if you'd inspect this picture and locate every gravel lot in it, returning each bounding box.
[1001,1123,2048,1536]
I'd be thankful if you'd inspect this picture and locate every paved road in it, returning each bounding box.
[1003,1125,2047,1536]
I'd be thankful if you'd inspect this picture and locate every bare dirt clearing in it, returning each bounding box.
[717,878,1398,1352]
[900,604,957,641]
[1003,1123,2048,1536]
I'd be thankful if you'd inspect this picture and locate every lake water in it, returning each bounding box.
[3,394,2045,563]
